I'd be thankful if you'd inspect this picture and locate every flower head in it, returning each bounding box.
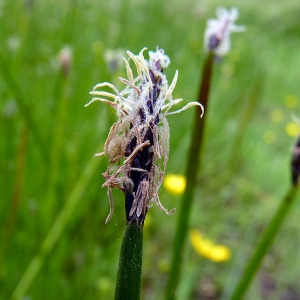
[59,46,72,76]
[190,229,231,262]
[292,136,300,185]
[204,7,245,57]
[286,122,300,137]
[163,174,186,195]
[104,48,125,73]
[85,48,204,225]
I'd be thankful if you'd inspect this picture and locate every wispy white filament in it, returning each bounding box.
[85,48,204,223]
[204,7,245,57]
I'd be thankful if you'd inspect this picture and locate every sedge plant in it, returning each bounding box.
[85,48,204,299]
[165,7,245,299]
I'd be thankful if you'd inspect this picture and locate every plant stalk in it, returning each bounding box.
[230,185,299,300]
[114,223,143,300]
[165,52,214,299]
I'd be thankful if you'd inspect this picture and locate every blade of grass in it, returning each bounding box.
[3,126,29,256]
[165,52,214,299]
[230,185,299,300]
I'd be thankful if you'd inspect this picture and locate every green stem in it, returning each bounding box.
[230,186,299,300]
[114,224,143,300]
[165,52,214,300]
[3,126,29,257]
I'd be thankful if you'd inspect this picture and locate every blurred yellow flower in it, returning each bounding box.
[190,229,231,262]
[285,95,298,109]
[163,174,186,195]
[208,245,231,262]
[286,122,300,137]
[270,109,284,123]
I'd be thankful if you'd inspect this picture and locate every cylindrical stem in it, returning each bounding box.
[165,52,214,300]
[230,186,299,300]
[115,224,143,300]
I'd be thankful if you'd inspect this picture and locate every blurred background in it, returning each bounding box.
[1,0,300,299]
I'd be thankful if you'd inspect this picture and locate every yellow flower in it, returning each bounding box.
[163,174,186,195]
[285,95,298,109]
[286,122,300,137]
[189,229,231,262]
[270,109,284,123]
[208,245,231,262]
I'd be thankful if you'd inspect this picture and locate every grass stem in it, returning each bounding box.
[230,185,299,300]
[165,52,214,299]
[114,223,143,300]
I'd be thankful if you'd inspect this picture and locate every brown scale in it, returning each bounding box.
[124,69,162,225]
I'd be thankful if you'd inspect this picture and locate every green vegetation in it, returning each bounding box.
[114,224,143,300]
[1,0,300,299]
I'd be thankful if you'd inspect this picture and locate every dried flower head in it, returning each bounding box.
[59,46,72,76]
[104,48,125,74]
[291,136,300,185]
[85,48,204,225]
[204,7,245,57]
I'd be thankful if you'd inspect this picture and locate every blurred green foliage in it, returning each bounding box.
[1,0,300,299]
